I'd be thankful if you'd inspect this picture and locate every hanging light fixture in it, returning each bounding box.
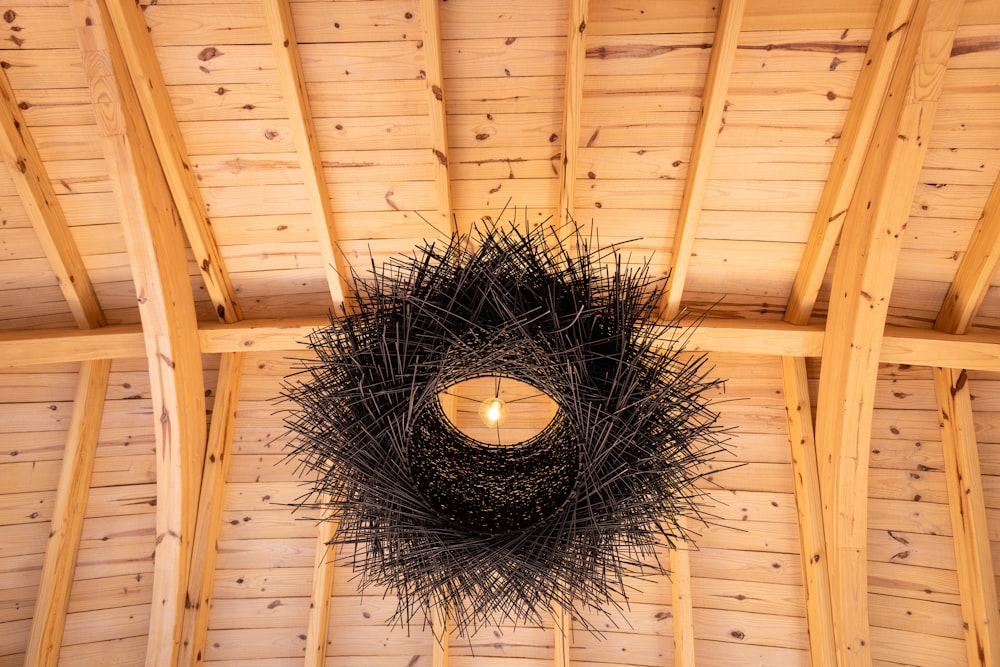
[281,218,727,637]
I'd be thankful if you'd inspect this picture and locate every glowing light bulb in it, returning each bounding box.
[479,397,506,427]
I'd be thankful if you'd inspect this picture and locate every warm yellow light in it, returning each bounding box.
[479,397,506,427]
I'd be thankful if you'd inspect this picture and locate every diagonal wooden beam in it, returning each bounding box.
[670,519,695,666]
[553,600,572,667]
[99,0,241,323]
[431,597,449,667]
[661,0,744,319]
[780,356,835,667]
[0,70,105,330]
[70,2,208,665]
[557,0,589,229]
[814,0,963,662]
[419,0,456,235]
[23,359,111,666]
[179,352,245,666]
[304,517,337,667]
[933,367,1000,667]
[935,172,1000,334]
[784,0,921,325]
[263,0,349,310]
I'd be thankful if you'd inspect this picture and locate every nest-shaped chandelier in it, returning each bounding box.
[281,219,726,636]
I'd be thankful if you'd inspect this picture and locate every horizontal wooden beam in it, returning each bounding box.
[5,319,1000,371]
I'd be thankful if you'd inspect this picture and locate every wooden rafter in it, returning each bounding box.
[419,0,456,235]
[784,0,921,325]
[179,352,245,666]
[100,0,242,324]
[431,601,449,667]
[263,0,349,310]
[935,172,1000,334]
[933,367,1000,666]
[23,359,111,666]
[557,0,588,229]
[69,2,208,665]
[304,517,337,667]
[814,0,962,661]
[670,525,695,666]
[553,600,572,667]
[661,0,744,319]
[780,356,835,667]
[9,318,1000,371]
[0,70,105,330]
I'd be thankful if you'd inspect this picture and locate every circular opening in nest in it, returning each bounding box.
[409,377,577,533]
[438,376,558,446]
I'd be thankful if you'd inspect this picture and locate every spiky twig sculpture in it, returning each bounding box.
[281,218,726,636]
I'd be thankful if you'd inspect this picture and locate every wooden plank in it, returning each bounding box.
[557,0,588,228]
[102,0,242,324]
[662,0,744,318]
[179,352,245,666]
[418,0,455,234]
[814,0,963,663]
[670,525,695,667]
[263,0,348,309]
[553,600,571,667]
[431,601,449,667]
[780,356,836,667]
[0,69,105,330]
[934,172,1000,334]
[304,517,336,667]
[69,2,208,666]
[932,367,1000,666]
[23,359,110,666]
[784,0,922,325]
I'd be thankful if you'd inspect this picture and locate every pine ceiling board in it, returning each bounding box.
[949,25,1000,67]
[869,594,964,640]
[450,146,560,180]
[11,89,96,127]
[0,7,75,51]
[590,0,877,35]
[867,528,957,572]
[583,34,714,78]
[732,30,871,74]
[143,2,268,46]
[870,626,967,667]
[0,50,86,90]
[439,0,566,40]
[154,45,277,87]
[930,110,1000,150]
[691,578,806,617]
[446,76,565,116]
[693,607,810,652]
[167,82,288,123]
[441,37,565,79]
[581,73,703,115]
[292,0,421,44]
[56,635,145,665]
[300,42,425,82]
[869,560,960,605]
[451,177,557,211]
[448,111,561,149]
[695,210,813,243]
[724,70,859,112]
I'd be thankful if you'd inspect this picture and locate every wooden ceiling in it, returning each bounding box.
[1,0,999,665]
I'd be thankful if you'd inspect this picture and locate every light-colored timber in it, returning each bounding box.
[2,0,1000,665]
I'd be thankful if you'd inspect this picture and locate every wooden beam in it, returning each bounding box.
[6,318,1000,372]
[784,0,921,325]
[179,352,245,666]
[70,2,208,665]
[661,0,744,318]
[553,600,571,667]
[419,0,456,235]
[263,0,349,309]
[23,359,111,666]
[100,0,241,323]
[935,172,1000,334]
[780,356,835,667]
[431,601,449,667]
[304,517,337,667]
[814,0,962,662]
[933,367,1000,667]
[0,69,105,330]
[557,0,588,229]
[670,523,695,666]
